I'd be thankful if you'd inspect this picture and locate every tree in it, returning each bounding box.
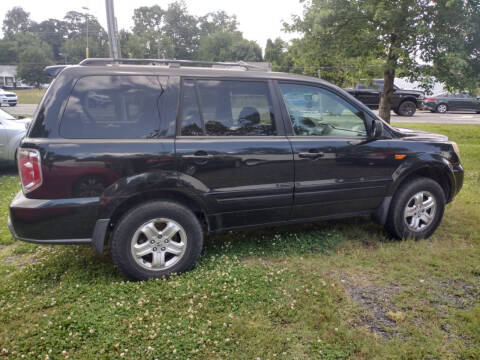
[17,44,54,87]
[61,11,109,63]
[2,7,32,39]
[265,38,290,71]
[160,1,199,59]
[285,0,480,122]
[0,39,17,64]
[198,10,238,36]
[33,19,69,62]
[131,2,198,59]
[425,0,480,94]
[197,31,262,62]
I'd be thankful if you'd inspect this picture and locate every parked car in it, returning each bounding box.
[422,93,480,113]
[0,88,18,107]
[0,108,30,166]
[345,79,424,116]
[9,59,463,281]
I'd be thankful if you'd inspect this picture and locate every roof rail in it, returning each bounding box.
[78,58,266,71]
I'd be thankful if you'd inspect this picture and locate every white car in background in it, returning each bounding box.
[0,88,18,107]
[0,108,31,167]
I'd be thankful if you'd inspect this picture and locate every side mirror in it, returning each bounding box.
[371,119,384,139]
[16,115,25,119]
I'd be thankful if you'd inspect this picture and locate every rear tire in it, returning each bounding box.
[385,177,445,239]
[436,104,448,113]
[397,101,417,116]
[111,201,203,281]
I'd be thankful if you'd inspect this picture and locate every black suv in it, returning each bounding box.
[9,59,463,281]
[345,79,424,116]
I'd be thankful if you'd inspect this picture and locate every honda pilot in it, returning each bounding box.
[8,59,464,281]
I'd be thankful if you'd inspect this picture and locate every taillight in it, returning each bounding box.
[425,97,437,101]
[18,148,43,194]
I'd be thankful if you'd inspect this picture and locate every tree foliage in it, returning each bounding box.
[1,1,262,74]
[2,7,32,39]
[17,44,54,87]
[265,38,292,71]
[285,0,480,122]
[198,31,262,62]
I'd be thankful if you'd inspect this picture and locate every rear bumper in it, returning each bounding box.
[8,218,91,244]
[8,190,100,243]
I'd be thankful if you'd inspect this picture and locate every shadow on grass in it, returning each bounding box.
[3,216,392,288]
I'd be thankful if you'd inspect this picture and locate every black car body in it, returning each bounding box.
[345,79,424,116]
[423,93,480,113]
[8,59,463,280]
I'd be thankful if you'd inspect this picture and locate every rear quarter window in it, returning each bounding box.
[60,75,166,139]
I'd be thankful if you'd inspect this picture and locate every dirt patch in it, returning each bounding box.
[2,253,37,269]
[342,274,480,338]
[429,279,480,310]
[341,275,401,338]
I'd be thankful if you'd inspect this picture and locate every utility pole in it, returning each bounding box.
[82,7,90,58]
[105,0,121,59]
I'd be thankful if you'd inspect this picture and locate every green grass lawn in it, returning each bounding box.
[0,124,479,359]
[15,89,47,104]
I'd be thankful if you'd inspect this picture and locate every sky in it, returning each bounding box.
[0,0,305,50]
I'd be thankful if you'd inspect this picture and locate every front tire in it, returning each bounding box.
[111,201,203,281]
[9,103,17,107]
[397,101,417,116]
[385,177,445,239]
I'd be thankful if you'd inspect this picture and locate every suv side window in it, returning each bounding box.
[60,75,165,139]
[180,79,276,136]
[279,83,367,137]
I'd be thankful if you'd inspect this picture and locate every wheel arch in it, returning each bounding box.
[374,162,454,226]
[391,164,454,202]
[93,190,210,255]
[108,190,209,231]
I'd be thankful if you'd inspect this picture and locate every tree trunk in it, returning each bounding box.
[378,67,395,123]
[379,35,398,124]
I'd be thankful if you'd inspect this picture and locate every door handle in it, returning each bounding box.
[298,151,324,159]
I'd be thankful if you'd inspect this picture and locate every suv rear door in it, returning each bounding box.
[175,78,294,230]
[276,81,395,220]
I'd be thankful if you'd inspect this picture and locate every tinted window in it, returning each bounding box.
[279,83,367,137]
[180,80,275,136]
[180,80,203,136]
[60,75,165,139]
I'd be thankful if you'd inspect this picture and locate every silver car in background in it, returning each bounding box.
[0,108,31,167]
[0,88,18,107]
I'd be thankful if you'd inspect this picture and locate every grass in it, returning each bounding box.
[0,123,479,359]
[14,89,46,104]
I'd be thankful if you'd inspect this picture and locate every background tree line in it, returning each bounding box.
[1,0,478,122]
[0,1,263,86]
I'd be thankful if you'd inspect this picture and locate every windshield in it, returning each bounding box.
[0,108,17,120]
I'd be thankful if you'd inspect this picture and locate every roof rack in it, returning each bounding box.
[78,58,268,71]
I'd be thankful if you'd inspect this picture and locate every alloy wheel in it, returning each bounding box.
[437,104,447,113]
[403,191,437,232]
[130,218,187,271]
